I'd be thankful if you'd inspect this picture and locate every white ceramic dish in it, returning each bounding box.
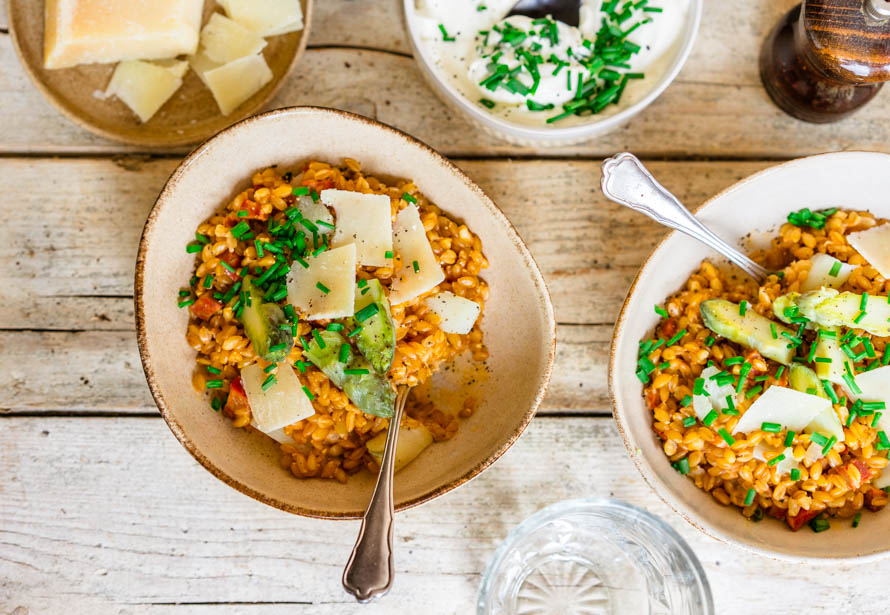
[610,151,890,562]
[402,0,702,147]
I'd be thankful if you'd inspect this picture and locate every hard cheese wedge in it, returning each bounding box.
[425,291,481,334]
[848,366,890,432]
[691,365,736,421]
[734,385,831,435]
[105,60,184,122]
[44,0,203,69]
[848,223,890,279]
[801,253,857,292]
[322,189,393,267]
[203,54,273,115]
[241,363,314,436]
[286,243,356,320]
[390,205,445,305]
[222,0,305,37]
[199,13,267,64]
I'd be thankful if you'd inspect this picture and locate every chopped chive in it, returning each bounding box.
[178,289,191,297]
[210,396,222,411]
[854,311,866,324]
[843,372,862,395]
[268,343,286,353]
[852,512,862,528]
[302,386,315,401]
[316,281,330,294]
[205,379,223,389]
[344,368,370,375]
[770,323,778,339]
[385,250,394,259]
[681,394,693,407]
[739,301,748,316]
[479,98,495,109]
[348,326,362,338]
[311,329,326,349]
[703,410,718,427]
[412,260,420,273]
[675,457,690,475]
[828,261,842,277]
[718,428,735,446]
[705,336,716,347]
[725,357,744,366]
[338,343,350,364]
[294,361,307,373]
[776,366,786,380]
[746,385,763,399]
[654,305,669,318]
[230,221,250,238]
[293,186,310,196]
[438,23,455,41]
[761,422,782,433]
[790,468,801,481]
[822,380,839,404]
[186,243,203,254]
[178,298,195,308]
[744,488,756,506]
[784,430,795,447]
[263,363,276,373]
[327,323,344,332]
[810,432,829,447]
[822,435,837,455]
[873,412,883,427]
[355,303,379,322]
[809,517,830,533]
[814,357,832,364]
[316,220,335,230]
[401,192,417,204]
[693,378,705,395]
[767,453,786,467]
[206,365,221,375]
[666,329,686,346]
[682,416,696,427]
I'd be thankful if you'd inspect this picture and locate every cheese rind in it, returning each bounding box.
[390,205,445,305]
[199,13,267,64]
[222,0,305,37]
[203,54,273,115]
[322,189,393,267]
[848,223,890,279]
[241,363,315,434]
[105,60,183,122]
[286,244,357,320]
[44,0,203,69]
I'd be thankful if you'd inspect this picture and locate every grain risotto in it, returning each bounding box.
[638,208,890,532]
[180,159,489,483]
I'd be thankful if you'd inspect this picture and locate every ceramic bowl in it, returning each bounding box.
[402,0,702,147]
[136,106,556,519]
[8,0,312,147]
[610,151,890,562]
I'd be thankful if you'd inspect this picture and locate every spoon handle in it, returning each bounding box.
[601,152,770,283]
[342,386,410,602]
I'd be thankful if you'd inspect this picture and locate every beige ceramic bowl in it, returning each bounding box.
[136,106,556,519]
[8,0,312,147]
[611,151,890,562]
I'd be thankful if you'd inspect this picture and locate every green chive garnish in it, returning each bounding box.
[654,305,669,318]
[682,416,696,427]
[767,453,785,466]
[744,488,756,506]
[784,430,795,447]
[703,410,718,427]
[205,379,223,389]
[344,368,369,375]
[761,422,781,433]
[316,281,330,294]
[311,329,326,349]
[828,261,842,277]
[302,386,315,400]
[718,428,735,446]
[355,303,379,322]
[186,243,203,254]
[338,344,350,363]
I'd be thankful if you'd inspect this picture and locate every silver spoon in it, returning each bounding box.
[600,152,770,284]
[342,385,411,602]
[508,0,581,26]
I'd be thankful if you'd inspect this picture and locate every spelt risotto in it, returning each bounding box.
[638,208,890,532]
[180,159,489,483]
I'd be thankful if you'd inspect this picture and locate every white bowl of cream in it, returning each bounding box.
[404,0,702,146]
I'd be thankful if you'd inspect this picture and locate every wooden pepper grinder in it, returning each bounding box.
[760,0,890,123]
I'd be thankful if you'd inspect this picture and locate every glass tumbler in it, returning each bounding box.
[477,498,713,615]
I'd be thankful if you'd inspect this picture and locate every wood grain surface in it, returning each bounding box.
[3,0,890,613]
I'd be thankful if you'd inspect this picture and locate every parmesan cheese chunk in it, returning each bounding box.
[105,60,183,122]
[241,363,315,435]
[199,13,267,64]
[425,292,481,334]
[286,244,356,320]
[322,189,393,267]
[44,0,203,69]
[847,366,890,434]
[691,366,736,421]
[848,223,890,279]
[734,386,831,435]
[155,59,190,79]
[296,195,334,235]
[203,54,273,115]
[221,0,305,37]
[187,50,219,87]
[390,205,445,305]
[801,253,857,292]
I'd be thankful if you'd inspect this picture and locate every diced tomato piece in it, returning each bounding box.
[851,459,873,483]
[865,488,887,513]
[190,295,222,320]
[301,178,334,192]
[645,388,660,410]
[218,250,241,280]
[744,349,766,374]
[661,317,678,339]
[767,505,786,521]
[224,378,250,419]
[786,507,821,531]
[229,199,268,221]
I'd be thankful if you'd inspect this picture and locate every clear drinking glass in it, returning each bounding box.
[477,498,713,615]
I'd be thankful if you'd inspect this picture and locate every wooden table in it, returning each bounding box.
[3,1,890,613]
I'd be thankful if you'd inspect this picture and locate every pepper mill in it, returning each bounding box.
[760,0,890,123]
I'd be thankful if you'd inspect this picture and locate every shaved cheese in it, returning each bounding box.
[203,54,273,115]
[322,189,392,266]
[105,60,183,122]
[390,205,446,305]
[187,50,220,87]
[734,386,831,435]
[286,244,356,320]
[848,223,890,279]
[875,470,890,489]
[846,366,890,433]
[155,59,190,79]
[222,0,304,37]
[241,363,315,435]
[199,13,267,64]
[425,291,481,334]
[44,0,202,69]
[691,366,736,421]
[296,195,334,234]
[754,444,797,477]
[801,253,856,292]
[805,406,845,443]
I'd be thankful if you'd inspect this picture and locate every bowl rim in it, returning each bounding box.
[6,0,314,147]
[609,150,890,563]
[135,105,557,519]
[401,0,703,141]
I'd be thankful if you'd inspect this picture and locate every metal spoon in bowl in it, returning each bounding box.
[600,152,770,284]
[342,385,411,602]
[507,0,581,26]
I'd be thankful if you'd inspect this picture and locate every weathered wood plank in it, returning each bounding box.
[3,1,890,157]
[0,157,769,331]
[1,416,885,614]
